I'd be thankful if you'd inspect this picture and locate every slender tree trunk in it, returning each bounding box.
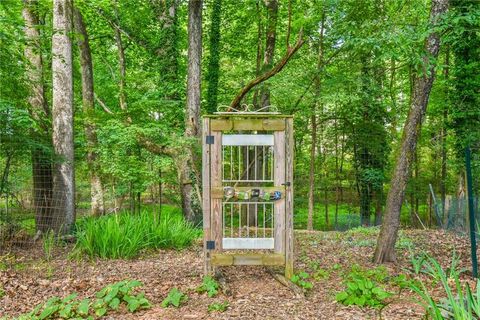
[414,150,420,224]
[440,47,449,216]
[252,1,264,108]
[307,115,317,230]
[73,8,105,216]
[113,3,127,112]
[206,0,221,113]
[52,0,75,233]
[307,11,325,231]
[374,0,448,263]
[185,0,202,139]
[409,150,418,227]
[23,0,54,233]
[324,172,329,228]
[259,0,278,108]
[182,0,203,223]
[152,0,179,90]
[374,189,383,225]
[334,117,340,229]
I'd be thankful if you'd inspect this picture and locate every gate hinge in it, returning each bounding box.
[206,135,214,144]
[206,240,215,250]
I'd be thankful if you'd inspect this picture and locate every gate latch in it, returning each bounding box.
[282,182,291,187]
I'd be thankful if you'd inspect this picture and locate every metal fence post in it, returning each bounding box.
[466,146,478,278]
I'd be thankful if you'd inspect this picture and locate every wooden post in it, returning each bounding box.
[273,130,286,255]
[202,118,212,275]
[211,130,223,254]
[285,117,294,279]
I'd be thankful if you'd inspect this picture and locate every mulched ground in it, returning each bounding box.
[0,229,475,319]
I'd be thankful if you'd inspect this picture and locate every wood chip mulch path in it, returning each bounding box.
[0,229,473,319]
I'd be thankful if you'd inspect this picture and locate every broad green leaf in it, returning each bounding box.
[109,297,121,310]
[77,298,90,316]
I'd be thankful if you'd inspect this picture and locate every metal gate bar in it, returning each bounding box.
[222,202,274,239]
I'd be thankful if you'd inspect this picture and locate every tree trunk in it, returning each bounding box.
[374,0,448,263]
[259,0,278,108]
[324,174,329,228]
[440,47,449,217]
[52,0,75,233]
[307,114,317,230]
[22,0,54,233]
[113,2,127,112]
[355,54,371,226]
[252,1,264,108]
[182,0,203,223]
[151,0,179,90]
[307,11,325,231]
[206,0,221,113]
[334,117,340,229]
[73,8,105,216]
[374,189,383,226]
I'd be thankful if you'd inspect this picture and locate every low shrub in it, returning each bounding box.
[336,276,392,308]
[74,207,201,259]
[336,264,392,308]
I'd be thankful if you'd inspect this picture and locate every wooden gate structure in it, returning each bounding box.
[202,113,294,278]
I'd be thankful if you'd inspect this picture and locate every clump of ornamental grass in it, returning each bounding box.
[409,253,480,320]
[73,207,200,259]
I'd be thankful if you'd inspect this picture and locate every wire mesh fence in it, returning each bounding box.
[1,124,479,254]
[431,145,480,236]
[0,138,171,254]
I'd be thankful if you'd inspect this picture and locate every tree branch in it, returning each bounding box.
[94,93,114,114]
[96,7,163,57]
[136,133,174,156]
[291,47,344,113]
[228,29,305,111]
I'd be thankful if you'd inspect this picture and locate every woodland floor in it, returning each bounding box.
[0,228,475,320]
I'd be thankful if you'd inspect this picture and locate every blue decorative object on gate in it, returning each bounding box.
[271,191,281,200]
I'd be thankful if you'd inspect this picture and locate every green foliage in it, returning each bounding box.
[336,264,392,308]
[205,0,222,114]
[7,280,149,319]
[208,301,229,313]
[347,264,388,283]
[409,252,429,275]
[42,231,56,262]
[74,207,200,259]
[391,274,419,291]
[197,276,219,298]
[409,255,479,320]
[291,271,313,291]
[335,276,392,308]
[94,280,150,314]
[161,288,187,308]
[294,205,367,231]
[308,260,330,280]
[346,226,380,237]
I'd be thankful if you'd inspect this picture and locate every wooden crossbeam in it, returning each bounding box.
[211,253,285,266]
[211,187,284,199]
[211,118,285,131]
